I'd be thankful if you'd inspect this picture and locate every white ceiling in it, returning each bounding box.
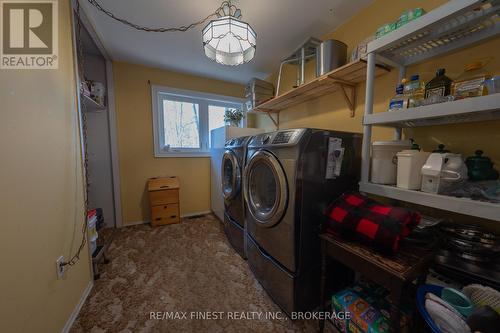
[81,0,373,84]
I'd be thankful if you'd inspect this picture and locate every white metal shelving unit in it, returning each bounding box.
[358,182,500,221]
[364,93,500,127]
[361,0,500,222]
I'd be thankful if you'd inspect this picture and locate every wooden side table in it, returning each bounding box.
[319,233,434,333]
[148,176,180,226]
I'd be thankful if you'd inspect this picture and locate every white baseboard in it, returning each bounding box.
[122,211,212,227]
[181,210,212,218]
[61,280,93,333]
[122,220,149,227]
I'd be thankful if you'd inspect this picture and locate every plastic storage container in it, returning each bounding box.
[421,153,468,194]
[485,76,500,94]
[244,78,275,111]
[396,148,431,189]
[371,140,412,184]
[88,213,98,255]
[452,62,491,99]
[405,74,425,108]
[389,84,405,111]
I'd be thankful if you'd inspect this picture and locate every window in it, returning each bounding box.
[208,104,241,148]
[151,85,244,157]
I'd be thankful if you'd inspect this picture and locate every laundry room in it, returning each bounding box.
[1,1,500,333]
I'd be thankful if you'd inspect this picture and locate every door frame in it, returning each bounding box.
[70,0,123,228]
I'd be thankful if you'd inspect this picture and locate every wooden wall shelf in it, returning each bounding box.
[253,60,390,116]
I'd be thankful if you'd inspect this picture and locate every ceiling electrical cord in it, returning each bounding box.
[86,0,239,33]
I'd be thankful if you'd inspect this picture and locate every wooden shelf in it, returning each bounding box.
[359,182,500,222]
[253,60,390,114]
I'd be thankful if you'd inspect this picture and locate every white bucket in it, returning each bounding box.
[371,140,412,184]
[396,150,430,189]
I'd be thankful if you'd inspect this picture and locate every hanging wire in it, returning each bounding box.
[85,0,240,32]
[62,0,91,267]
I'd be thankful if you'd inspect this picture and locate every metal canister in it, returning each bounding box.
[315,39,347,77]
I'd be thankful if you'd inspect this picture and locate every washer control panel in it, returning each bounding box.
[272,131,295,144]
[248,129,306,147]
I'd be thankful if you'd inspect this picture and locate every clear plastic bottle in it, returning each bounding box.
[405,74,425,108]
[389,84,405,111]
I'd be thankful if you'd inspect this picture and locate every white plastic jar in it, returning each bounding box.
[396,149,431,189]
[371,140,412,184]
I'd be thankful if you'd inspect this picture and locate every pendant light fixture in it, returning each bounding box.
[85,0,256,66]
[202,1,256,66]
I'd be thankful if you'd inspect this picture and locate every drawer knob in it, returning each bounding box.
[155,217,162,221]
[170,215,177,218]
[160,185,170,188]
[164,206,168,209]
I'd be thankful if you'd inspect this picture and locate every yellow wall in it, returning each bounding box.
[113,62,245,225]
[256,0,500,168]
[0,1,92,332]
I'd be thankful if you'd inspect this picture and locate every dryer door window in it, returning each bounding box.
[221,150,241,200]
[244,150,288,227]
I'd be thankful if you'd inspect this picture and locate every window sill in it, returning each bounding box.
[154,152,211,158]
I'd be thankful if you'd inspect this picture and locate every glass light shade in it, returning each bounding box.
[202,16,256,66]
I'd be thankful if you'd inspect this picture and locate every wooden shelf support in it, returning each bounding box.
[253,60,389,114]
[267,112,279,129]
[340,83,356,117]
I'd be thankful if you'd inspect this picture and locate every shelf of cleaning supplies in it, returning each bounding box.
[253,60,390,114]
[368,0,500,67]
[364,93,500,127]
[359,182,500,222]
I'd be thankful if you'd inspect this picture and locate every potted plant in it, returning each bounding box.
[224,108,244,127]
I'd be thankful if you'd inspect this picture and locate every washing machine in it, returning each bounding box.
[243,128,362,315]
[221,135,252,258]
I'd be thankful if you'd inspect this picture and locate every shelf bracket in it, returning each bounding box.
[267,112,279,130]
[340,84,356,117]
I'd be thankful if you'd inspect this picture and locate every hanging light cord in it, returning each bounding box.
[62,0,91,268]
[85,0,240,33]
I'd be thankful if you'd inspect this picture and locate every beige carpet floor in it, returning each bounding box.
[71,214,318,333]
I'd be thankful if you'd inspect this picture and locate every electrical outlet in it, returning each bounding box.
[56,256,66,279]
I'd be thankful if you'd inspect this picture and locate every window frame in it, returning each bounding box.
[151,85,244,158]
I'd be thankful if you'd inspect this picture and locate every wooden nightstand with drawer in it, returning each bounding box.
[148,176,180,226]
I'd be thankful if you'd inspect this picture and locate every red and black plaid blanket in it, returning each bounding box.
[324,192,421,253]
